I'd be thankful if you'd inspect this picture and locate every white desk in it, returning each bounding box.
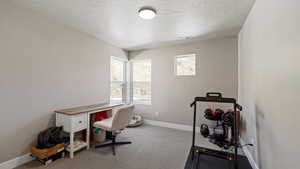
[55,103,123,158]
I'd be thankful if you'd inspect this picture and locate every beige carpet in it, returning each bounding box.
[16,124,242,169]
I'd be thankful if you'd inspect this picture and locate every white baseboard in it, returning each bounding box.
[144,119,200,133]
[240,138,259,169]
[0,153,34,169]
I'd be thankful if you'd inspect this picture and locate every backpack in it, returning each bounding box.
[37,126,65,149]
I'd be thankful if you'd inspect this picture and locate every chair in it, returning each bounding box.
[93,104,134,155]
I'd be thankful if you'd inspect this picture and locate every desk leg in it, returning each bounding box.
[70,132,74,159]
[86,113,90,149]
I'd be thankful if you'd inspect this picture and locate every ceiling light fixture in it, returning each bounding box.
[138,7,157,19]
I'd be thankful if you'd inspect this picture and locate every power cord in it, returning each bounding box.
[239,143,254,147]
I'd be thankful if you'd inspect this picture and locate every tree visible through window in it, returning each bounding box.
[175,54,196,76]
[110,57,125,102]
[132,60,151,103]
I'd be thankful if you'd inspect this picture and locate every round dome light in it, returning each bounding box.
[138,7,157,19]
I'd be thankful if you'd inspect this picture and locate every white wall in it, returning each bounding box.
[129,36,238,125]
[0,1,127,163]
[238,0,300,169]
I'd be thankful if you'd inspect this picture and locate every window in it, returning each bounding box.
[175,54,196,76]
[110,57,126,103]
[132,59,151,104]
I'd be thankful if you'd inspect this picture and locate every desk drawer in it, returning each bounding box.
[56,113,87,133]
[71,114,87,132]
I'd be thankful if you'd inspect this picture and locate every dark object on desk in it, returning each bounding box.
[37,127,67,149]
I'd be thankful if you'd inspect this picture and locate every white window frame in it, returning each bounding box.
[174,54,196,76]
[110,56,128,104]
[130,59,152,105]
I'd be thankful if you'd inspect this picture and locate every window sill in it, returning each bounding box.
[110,99,124,104]
[175,74,196,77]
[133,100,152,105]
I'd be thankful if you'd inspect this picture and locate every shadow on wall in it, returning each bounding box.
[128,49,147,59]
[255,104,264,169]
[255,104,280,169]
[240,114,247,137]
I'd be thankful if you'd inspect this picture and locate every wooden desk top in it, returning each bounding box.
[55,103,123,115]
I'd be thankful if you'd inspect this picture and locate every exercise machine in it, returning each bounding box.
[186,92,243,169]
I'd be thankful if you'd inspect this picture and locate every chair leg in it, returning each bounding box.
[95,134,131,155]
[95,142,114,148]
[112,135,116,156]
[114,141,132,145]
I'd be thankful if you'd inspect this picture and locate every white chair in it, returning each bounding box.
[93,104,134,155]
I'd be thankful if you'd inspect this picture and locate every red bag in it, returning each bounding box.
[90,111,108,141]
[95,111,108,121]
[82,111,108,141]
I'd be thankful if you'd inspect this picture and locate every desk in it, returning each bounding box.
[55,103,123,158]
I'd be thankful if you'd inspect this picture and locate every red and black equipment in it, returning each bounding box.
[186,92,243,169]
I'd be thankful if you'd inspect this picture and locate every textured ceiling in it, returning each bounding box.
[10,0,254,51]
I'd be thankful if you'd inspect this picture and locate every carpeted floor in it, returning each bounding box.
[17,124,246,169]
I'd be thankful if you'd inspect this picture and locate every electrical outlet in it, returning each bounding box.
[155,112,159,117]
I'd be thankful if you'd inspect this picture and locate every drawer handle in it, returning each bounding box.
[79,121,82,124]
